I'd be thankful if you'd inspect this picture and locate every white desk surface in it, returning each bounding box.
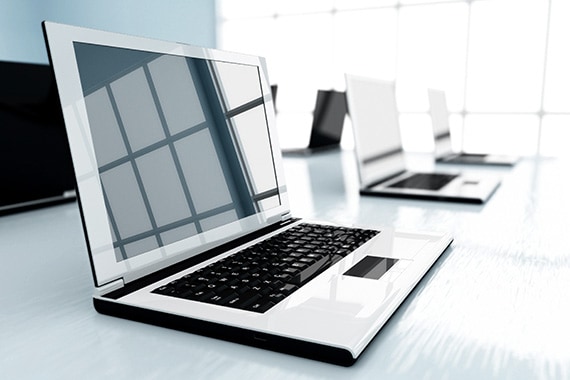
[2,150,569,379]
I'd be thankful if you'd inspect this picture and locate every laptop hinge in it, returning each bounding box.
[96,278,125,297]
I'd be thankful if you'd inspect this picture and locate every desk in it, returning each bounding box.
[2,150,569,379]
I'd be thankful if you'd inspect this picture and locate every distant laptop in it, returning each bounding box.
[44,21,453,366]
[282,89,346,155]
[270,84,277,105]
[0,60,76,215]
[345,74,500,204]
[428,88,519,166]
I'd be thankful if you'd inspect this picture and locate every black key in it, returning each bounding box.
[272,281,285,290]
[152,285,176,295]
[237,286,251,295]
[179,283,206,298]
[267,293,286,303]
[336,249,351,257]
[191,290,216,301]
[277,283,298,295]
[226,295,242,306]
[228,290,262,308]
[273,273,292,282]
[247,301,276,313]
[289,254,332,286]
[282,267,299,275]
[211,289,239,305]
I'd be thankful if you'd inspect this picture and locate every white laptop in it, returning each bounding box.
[345,74,500,204]
[428,88,519,166]
[44,21,453,366]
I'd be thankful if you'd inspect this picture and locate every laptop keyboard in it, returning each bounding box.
[387,172,457,191]
[152,223,379,313]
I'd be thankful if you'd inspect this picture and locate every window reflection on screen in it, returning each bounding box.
[73,43,280,261]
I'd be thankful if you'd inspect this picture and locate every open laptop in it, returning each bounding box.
[0,60,76,215]
[428,88,519,166]
[345,74,500,204]
[44,21,453,366]
[282,89,347,155]
[271,84,278,106]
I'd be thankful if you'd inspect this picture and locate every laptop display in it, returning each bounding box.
[45,21,453,366]
[73,42,280,268]
[282,89,346,155]
[307,90,347,150]
[0,60,76,215]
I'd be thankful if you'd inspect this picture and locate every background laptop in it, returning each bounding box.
[428,88,519,166]
[0,60,76,215]
[44,21,452,366]
[345,74,500,204]
[282,89,347,155]
[271,84,278,107]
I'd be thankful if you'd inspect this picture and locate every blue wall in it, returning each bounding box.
[0,0,216,64]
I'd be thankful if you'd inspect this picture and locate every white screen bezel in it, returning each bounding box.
[44,21,290,287]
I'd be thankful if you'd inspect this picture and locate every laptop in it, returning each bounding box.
[0,60,76,215]
[271,84,278,106]
[44,21,453,366]
[345,74,500,204]
[281,89,347,155]
[428,88,519,166]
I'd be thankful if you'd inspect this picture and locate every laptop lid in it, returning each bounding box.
[307,90,347,149]
[427,88,453,158]
[43,21,290,288]
[0,60,75,214]
[344,74,406,188]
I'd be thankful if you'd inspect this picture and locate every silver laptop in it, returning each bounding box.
[428,88,519,166]
[345,74,500,204]
[282,89,347,155]
[44,21,453,366]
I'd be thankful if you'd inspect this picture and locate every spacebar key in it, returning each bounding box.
[289,254,338,286]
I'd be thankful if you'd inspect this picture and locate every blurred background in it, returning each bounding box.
[2,0,569,156]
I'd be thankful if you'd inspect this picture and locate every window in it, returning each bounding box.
[217,0,567,156]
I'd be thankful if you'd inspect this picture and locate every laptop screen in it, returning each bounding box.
[345,75,406,186]
[428,89,451,138]
[428,88,454,158]
[72,42,281,263]
[308,90,347,149]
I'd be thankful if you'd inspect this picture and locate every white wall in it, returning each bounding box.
[0,0,216,64]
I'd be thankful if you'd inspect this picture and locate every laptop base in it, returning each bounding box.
[94,297,357,366]
[360,188,486,205]
[281,144,340,156]
[436,153,518,166]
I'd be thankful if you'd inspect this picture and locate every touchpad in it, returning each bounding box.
[344,255,398,280]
